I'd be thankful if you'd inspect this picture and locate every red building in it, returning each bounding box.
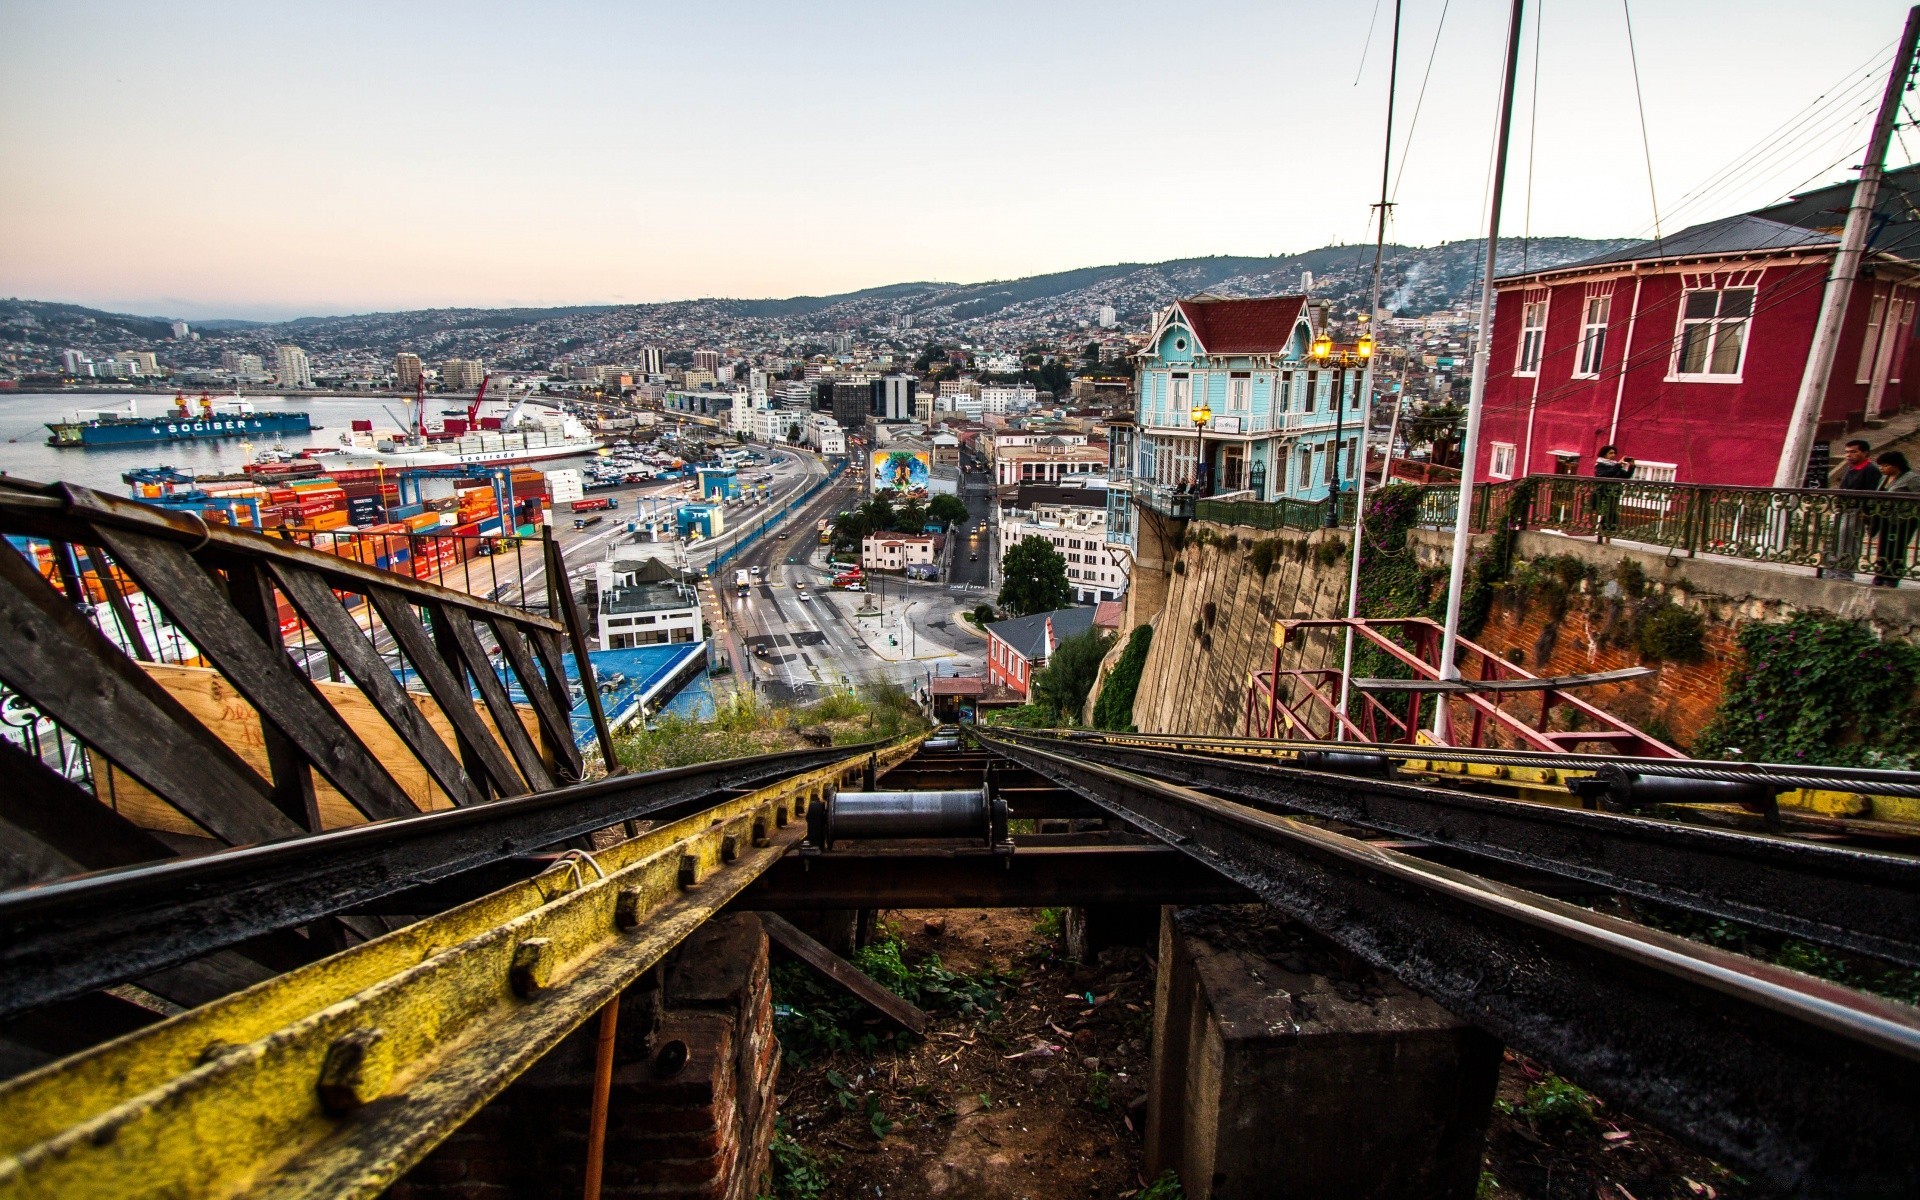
[983,606,1094,699]
[1474,167,1920,487]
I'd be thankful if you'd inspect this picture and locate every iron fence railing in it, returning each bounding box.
[1421,475,1920,581]
[1149,471,1920,580]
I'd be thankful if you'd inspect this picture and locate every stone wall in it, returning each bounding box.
[1116,513,1920,742]
[1409,530,1920,749]
[1125,524,1353,736]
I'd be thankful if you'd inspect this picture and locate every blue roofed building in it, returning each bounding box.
[1111,294,1362,550]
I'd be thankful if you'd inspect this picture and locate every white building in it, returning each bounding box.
[59,349,91,376]
[442,358,486,390]
[875,374,916,421]
[997,480,1128,603]
[804,412,846,455]
[274,345,313,389]
[639,346,663,376]
[1097,305,1117,329]
[980,383,1036,415]
[592,557,704,650]
[862,532,938,572]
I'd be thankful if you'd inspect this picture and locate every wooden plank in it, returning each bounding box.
[52,481,567,631]
[436,605,555,792]
[0,538,296,846]
[760,913,928,1035]
[0,735,174,876]
[545,531,617,772]
[369,585,527,798]
[81,545,151,662]
[96,528,419,822]
[1354,667,1658,694]
[223,560,322,829]
[530,627,579,728]
[272,564,484,808]
[489,618,583,783]
[90,664,542,833]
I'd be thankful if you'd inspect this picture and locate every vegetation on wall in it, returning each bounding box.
[1695,612,1920,768]
[1030,627,1117,724]
[1093,624,1154,731]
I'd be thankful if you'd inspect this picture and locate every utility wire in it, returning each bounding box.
[1390,0,1453,204]
[1621,0,1664,249]
[1353,0,1387,86]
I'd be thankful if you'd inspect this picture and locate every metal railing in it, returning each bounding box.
[1435,475,1920,581]
[1153,471,1920,581]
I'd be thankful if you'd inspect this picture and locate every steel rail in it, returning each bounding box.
[1055,728,1920,800]
[1005,733,1920,968]
[0,744,869,1020]
[975,730,1920,1194]
[0,739,921,1200]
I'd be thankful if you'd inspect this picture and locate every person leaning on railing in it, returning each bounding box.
[1871,450,1920,587]
[1593,445,1636,535]
[1821,439,1882,580]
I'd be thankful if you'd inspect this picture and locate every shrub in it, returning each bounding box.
[1636,603,1705,662]
[1696,611,1920,767]
[1249,538,1280,577]
[1031,628,1117,724]
[1093,624,1153,731]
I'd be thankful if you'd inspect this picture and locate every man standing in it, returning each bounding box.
[1822,439,1879,579]
[1593,444,1636,536]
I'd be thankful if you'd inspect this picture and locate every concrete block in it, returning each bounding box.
[1147,905,1500,1200]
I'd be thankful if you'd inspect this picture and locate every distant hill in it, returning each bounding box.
[4,237,1634,365]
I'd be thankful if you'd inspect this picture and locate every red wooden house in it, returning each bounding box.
[1473,166,1920,487]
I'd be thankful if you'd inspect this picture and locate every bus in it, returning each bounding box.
[734,569,752,599]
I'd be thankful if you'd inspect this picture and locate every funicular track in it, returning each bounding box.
[2,478,1920,1197]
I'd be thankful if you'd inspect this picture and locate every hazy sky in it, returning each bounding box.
[1,0,1911,319]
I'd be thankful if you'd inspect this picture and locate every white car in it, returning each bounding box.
[796,590,812,602]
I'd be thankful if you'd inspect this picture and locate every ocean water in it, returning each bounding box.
[0,392,599,493]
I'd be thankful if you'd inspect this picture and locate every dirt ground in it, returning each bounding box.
[774,908,1155,1199]
[769,907,1775,1200]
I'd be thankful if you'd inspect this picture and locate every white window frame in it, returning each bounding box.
[1575,294,1611,378]
[1229,372,1251,409]
[1516,298,1548,376]
[1489,442,1517,479]
[1857,292,1888,385]
[1633,459,1678,484]
[1669,284,1756,382]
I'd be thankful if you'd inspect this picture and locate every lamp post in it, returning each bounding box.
[1189,401,1212,498]
[1310,333,1336,526]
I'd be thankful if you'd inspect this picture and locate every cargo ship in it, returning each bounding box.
[47,393,312,448]
[328,377,598,470]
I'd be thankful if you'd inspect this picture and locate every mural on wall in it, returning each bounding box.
[871,449,931,492]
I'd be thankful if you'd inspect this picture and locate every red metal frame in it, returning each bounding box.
[1244,617,1683,757]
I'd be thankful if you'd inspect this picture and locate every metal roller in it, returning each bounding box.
[807,788,1008,849]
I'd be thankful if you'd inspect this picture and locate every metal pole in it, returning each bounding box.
[1434,0,1527,741]
[1774,5,1920,487]
[1339,0,1401,740]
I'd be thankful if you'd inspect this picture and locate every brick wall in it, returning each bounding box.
[386,914,778,1200]
[1467,592,1738,748]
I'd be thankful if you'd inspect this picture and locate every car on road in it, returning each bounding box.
[777,532,788,539]
[969,553,977,561]
[750,565,762,577]
[797,590,812,602]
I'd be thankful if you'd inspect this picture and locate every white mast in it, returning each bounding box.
[1774,6,1920,487]
[1338,0,1402,740]
[1432,0,1528,741]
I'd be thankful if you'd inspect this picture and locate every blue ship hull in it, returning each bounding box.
[47,412,313,448]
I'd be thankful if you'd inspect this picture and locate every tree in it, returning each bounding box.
[1032,628,1116,724]
[1092,624,1152,731]
[894,497,930,533]
[998,536,1073,616]
[1408,403,1466,468]
[928,494,969,529]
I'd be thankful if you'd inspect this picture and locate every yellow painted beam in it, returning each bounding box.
[0,737,922,1200]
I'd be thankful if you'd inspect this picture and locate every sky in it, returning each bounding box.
[0,0,1912,320]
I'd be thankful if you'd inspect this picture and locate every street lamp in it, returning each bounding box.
[1189,401,1212,497]
[1311,333,1343,526]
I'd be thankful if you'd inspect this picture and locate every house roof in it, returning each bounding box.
[929,676,986,697]
[1003,481,1109,511]
[985,605,1096,662]
[1093,600,1124,630]
[1500,164,1920,283]
[1174,295,1308,355]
